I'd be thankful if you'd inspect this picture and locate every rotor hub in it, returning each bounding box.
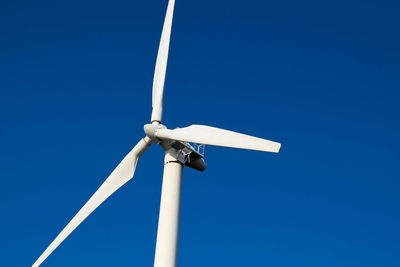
[144,122,166,144]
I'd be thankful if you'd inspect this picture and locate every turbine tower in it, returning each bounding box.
[32,1,281,266]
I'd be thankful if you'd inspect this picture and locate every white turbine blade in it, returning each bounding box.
[151,0,175,123]
[32,138,151,267]
[156,125,281,153]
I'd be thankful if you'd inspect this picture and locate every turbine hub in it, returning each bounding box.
[144,123,166,144]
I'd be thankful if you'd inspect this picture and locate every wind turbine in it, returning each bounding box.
[32,0,281,266]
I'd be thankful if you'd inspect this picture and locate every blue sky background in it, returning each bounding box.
[1,0,399,266]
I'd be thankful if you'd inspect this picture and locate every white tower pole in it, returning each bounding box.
[154,147,183,267]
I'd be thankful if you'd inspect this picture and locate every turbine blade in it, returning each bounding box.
[32,138,151,267]
[156,125,281,153]
[151,0,175,123]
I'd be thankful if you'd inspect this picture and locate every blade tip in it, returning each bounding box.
[270,142,281,153]
[275,143,281,153]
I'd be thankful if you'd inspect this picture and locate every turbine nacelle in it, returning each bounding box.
[144,123,207,172]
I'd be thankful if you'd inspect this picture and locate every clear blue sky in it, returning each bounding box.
[1,0,399,266]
